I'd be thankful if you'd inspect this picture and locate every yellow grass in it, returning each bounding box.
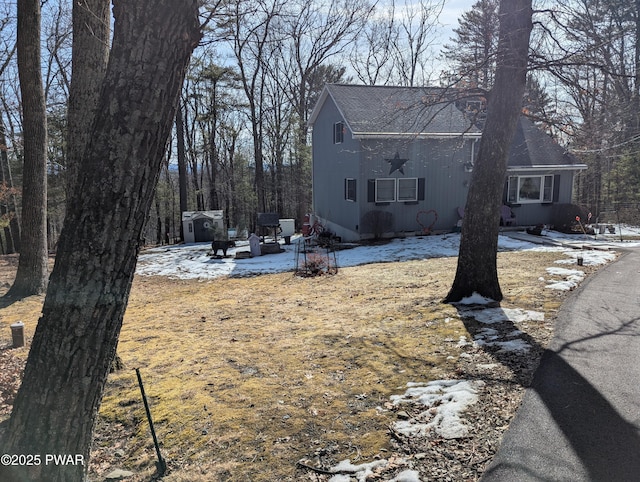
[0,250,583,481]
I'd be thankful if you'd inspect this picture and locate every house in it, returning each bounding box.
[308,84,587,241]
[181,210,225,243]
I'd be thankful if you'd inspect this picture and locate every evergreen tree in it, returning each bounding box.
[441,0,499,90]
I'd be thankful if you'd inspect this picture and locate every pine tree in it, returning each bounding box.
[441,0,499,89]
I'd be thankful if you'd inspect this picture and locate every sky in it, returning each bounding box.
[434,0,476,47]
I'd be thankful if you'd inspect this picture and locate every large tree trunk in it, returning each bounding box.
[0,1,201,481]
[66,0,111,195]
[8,0,48,297]
[444,0,532,303]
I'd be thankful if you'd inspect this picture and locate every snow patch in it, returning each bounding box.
[390,380,485,439]
[390,470,422,482]
[545,267,585,291]
[554,250,616,266]
[327,459,388,482]
[456,292,496,305]
[462,307,544,325]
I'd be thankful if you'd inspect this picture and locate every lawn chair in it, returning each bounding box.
[500,205,516,226]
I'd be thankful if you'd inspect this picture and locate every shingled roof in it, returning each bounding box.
[310,84,585,169]
[309,84,481,137]
[508,116,581,169]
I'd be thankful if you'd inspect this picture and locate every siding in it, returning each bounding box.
[505,170,577,226]
[358,137,475,234]
[311,93,583,240]
[311,99,361,235]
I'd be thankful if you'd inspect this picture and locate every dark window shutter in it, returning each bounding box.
[418,178,425,201]
[367,179,375,202]
[553,174,561,202]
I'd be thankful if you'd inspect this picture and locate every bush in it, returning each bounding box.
[360,210,394,239]
[551,204,591,233]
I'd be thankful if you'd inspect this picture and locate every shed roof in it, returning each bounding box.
[181,210,224,222]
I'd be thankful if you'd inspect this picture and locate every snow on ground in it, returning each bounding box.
[459,307,545,324]
[390,380,486,439]
[326,459,388,482]
[136,228,637,281]
[544,224,640,241]
[554,250,617,266]
[455,306,546,355]
[544,267,586,291]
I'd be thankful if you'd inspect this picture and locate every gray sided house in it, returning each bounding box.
[309,84,587,242]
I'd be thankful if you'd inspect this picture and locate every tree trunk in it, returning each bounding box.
[0,2,201,481]
[8,0,48,297]
[634,0,640,133]
[444,0,532,303]
[66,0,111,195]
[0,100,21,252]
[176,103,188,241]
[0,119,16,254]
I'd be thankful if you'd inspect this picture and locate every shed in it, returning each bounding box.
[182,211,224,243]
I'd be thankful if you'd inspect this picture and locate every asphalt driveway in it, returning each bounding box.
[482,247,640,482]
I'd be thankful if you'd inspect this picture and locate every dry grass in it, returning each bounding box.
[0,249,596,481]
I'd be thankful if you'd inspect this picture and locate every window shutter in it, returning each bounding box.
[553,174,561,202]
[506,177,518,203]
[418,178,425,201]
[367,179,375,202]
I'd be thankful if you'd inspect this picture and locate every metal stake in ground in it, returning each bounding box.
[135,368,167,476]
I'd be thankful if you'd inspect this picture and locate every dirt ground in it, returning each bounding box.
[0,248,603,481]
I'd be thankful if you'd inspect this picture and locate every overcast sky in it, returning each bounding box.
[437,0,476,46]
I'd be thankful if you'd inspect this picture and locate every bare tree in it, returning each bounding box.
[7,0,48,297]
[0,2,201,481]
[0,15,20,254]
[445,0,533,303]
[176,99,189,240]
[544,0,640,210]
[391,0,444,87]
[350,2,398,85]
[279,0,372,220]
[350,0,442,87]
[226,0,283,215]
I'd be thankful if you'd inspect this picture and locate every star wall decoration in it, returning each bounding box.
[386,152,409,175]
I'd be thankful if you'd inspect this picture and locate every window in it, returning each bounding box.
[398,178,418,201]
[345,178,356,201]
[368,178,425,203]
[333,122,344,144]
[508,175,554,203]
[375,179,396,202]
